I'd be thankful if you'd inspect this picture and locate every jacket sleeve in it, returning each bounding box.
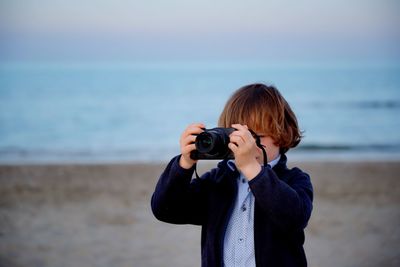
[248,166,313,232]
[151,155,208,225]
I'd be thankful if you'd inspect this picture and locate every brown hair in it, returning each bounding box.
[218,83,302,153]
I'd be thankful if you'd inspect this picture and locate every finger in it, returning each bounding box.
[231,124,252,136]
[230,128,253,142]
[182,134,197,146]
[188,122,205,129]
[186,123,205,135]
[228,143,238,153]
[182,144,196,155]
[230,130,246,139]
[231,124,248,131]
[181,124,205,140]
[230,135,245,146]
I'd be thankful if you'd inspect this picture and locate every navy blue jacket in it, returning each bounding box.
[151,154,313,267]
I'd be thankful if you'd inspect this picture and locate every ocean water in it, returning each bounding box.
[0,61,399,163]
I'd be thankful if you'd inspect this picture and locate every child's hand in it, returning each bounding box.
[228,124,262,180]
[179,123,205,169]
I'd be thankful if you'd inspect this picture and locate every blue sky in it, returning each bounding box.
[0,0,399,62]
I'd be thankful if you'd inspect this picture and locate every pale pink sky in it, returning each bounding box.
[1,0,399,62]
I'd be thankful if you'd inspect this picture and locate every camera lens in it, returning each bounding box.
[196,133,215,153]
[192,127,236,160]
[199,137,212,148]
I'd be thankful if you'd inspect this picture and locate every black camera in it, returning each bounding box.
[190,127,236,160]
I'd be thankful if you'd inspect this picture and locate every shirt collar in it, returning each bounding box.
[227,154,281,172]
[268,154,281,168]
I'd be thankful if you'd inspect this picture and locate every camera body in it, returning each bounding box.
[190,127,235,160]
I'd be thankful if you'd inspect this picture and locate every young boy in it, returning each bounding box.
[151,83,313,267]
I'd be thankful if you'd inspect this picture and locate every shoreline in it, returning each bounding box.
[2,148,400,165]
[2,151,400,165]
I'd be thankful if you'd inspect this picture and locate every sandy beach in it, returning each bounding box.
[0,160,399,267]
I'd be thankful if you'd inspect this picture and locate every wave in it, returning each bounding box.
[351,100,400,109]
[0,147,178,163]
[307,100,400,109]
[295,143,400,151]
[1,144,400,164]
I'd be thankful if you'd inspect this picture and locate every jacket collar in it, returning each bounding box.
[214,159,239,184]
[215,153,288,184]
[273,153,288,173]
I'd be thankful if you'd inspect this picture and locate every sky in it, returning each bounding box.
[0,0,399,62]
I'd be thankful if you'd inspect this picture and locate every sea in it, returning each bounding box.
[1,61,399,163]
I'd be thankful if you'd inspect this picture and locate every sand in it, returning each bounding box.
[0,160,399,267]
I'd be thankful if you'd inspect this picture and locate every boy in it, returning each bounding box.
[151,83,313,267]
